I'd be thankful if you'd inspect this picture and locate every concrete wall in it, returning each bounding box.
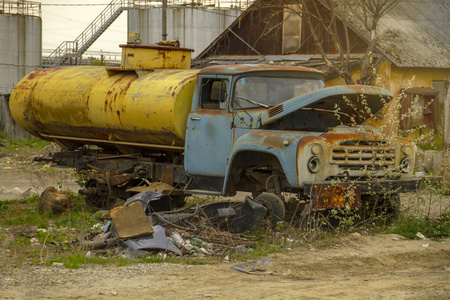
[128,6,241,59]
[0,94,32,139]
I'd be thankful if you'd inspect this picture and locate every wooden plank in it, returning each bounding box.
[110,202,154,240]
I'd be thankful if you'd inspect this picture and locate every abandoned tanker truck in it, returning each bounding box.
[9,43,420,221]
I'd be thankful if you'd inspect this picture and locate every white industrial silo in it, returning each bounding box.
[0,0,41,138]
[128,1,242,59]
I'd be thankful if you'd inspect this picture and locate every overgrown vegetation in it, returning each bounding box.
[417,130,444,151]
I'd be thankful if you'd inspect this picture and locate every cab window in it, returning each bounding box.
[200,79,229,109]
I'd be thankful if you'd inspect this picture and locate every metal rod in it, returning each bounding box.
[39,133,185,151]
[162,0,168,41]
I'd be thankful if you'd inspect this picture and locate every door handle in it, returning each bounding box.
[191,117,201,120]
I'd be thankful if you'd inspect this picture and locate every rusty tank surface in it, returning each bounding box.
[9,44,197,151]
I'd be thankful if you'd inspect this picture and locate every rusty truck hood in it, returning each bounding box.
[259,85,392,126]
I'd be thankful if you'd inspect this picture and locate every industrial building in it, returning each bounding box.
[0,0,41,139]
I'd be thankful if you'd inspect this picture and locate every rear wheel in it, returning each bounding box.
[80,178,110,208]
[254,193,286,227]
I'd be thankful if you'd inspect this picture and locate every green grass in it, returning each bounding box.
[386,212,450,240]
[0,133,51,153]
[233,243,283,262]
[0,194,99,229]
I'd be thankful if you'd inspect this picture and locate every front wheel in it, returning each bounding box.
[254,193,286,227]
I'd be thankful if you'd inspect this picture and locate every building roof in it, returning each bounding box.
[351,0,450,68]
[198,63,324,76]
[195,0,450,69]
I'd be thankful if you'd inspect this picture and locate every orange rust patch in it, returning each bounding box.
[312,184,361,210]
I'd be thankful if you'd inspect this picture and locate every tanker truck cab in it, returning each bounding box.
[185,65,420,221]
[184,65,325,194]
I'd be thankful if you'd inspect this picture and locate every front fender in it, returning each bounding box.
[222,131,313,194]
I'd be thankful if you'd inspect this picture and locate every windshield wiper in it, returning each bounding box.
[236,96,269,108]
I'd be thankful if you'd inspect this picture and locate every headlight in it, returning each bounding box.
[400,157,412,173]
[311,144,321,155]
[308,156,321,173]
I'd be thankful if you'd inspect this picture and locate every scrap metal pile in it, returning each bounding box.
[78,191,270,257]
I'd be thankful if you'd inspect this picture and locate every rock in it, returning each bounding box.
[37,187,72,215]
[52,262,64,267]
[11,187,22,195]
[416,232,427,240]
[414,148,425,172]
[423,150,443,174]
[30,237,38,244]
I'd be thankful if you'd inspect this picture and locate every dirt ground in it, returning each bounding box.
[1,234,449,299]
[1,149,449,299]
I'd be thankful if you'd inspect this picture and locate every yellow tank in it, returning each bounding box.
[10,58,199,151]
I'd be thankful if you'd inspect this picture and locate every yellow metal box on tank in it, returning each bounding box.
[120,43,193,70]
[9,43,199,151]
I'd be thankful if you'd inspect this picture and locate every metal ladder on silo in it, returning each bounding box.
[41,0,150,68]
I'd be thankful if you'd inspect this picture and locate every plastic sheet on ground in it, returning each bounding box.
[124,225,182,255]
[231,258,277,275]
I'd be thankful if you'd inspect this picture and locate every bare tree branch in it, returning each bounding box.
[249,0,399,85]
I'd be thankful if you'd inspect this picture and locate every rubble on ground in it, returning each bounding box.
[77,191,267,258]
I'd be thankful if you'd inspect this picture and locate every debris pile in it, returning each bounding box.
[78,191,269,258]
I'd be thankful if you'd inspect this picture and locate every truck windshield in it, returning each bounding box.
[233,76,324,109]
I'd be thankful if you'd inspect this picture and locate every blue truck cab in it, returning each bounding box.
[184,65,419,220]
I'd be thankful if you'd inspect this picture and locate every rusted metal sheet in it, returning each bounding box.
[161,165,174,185]
[312,184,361,210]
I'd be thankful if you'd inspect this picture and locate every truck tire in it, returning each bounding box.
[254,193,286,227]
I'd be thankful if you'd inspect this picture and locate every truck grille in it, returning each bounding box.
[331,141,395,170]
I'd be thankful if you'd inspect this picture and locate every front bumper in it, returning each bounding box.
[303,177,421,195]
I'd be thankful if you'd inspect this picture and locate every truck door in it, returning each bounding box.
[184,76,233,193]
